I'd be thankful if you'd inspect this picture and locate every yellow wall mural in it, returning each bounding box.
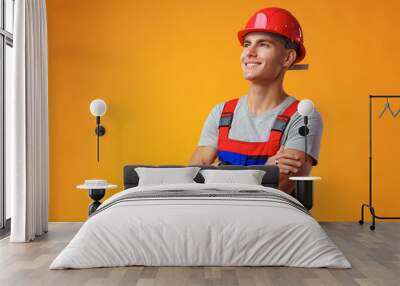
[47,0,400,221]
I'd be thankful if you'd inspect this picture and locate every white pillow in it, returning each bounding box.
[135,167,201,186]
[200,169,266,185]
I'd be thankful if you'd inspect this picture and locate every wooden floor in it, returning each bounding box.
[0,222,399,286]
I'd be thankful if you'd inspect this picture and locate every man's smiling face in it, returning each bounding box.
[240,32,294,83]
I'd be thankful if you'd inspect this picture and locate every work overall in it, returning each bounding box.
[217,98,299,165]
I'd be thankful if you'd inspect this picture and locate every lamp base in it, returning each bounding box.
[295,180,314,210]
[95,125,106,136]
[88,189,105,215]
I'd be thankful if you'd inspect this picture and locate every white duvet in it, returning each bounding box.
[50,183,351,269]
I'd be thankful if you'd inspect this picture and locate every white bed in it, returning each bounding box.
[50,183,351,269]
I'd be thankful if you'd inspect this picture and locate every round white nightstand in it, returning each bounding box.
[289,176,321,181]
[289,176,321,210]
[77,180,117,216]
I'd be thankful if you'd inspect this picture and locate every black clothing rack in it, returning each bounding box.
[359,95,400,230]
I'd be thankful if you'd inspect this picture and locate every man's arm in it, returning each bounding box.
[266,147,313,194]
[191,146,312,190]
[272,108,323,194]
[189,146,218,165]
[191,103,222,166]
[277,148,313,194]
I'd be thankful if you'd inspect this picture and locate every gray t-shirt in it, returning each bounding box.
[198,95,323,165]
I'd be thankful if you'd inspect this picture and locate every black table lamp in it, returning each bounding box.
[89,99,107,162]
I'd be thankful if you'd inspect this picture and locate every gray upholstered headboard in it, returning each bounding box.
[123,165,280,189]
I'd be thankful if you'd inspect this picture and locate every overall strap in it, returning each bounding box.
[218,98,239,140]
[268,100,299,153]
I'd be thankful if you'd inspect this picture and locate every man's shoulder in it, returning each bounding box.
[282,96,321,118]
[293,104,323,121]
[210,96,245,115]
[289,104,323,130]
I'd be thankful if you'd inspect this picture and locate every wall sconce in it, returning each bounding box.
[297,99,314,163]
[89,99,107,162]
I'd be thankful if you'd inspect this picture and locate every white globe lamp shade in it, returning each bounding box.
[297,99,314,116]
[90,99,107,117]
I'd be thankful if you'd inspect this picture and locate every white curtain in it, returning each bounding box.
[8,0,49,242]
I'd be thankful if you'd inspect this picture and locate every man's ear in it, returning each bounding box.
[283,49,297,68]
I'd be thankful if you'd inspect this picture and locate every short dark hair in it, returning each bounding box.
[268,32,299,56]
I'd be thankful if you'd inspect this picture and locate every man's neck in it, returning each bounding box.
[247,82,288,116]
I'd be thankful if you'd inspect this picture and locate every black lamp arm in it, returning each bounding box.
[297,116,310,163]
[94,116,106,162]
[304,115,308,125]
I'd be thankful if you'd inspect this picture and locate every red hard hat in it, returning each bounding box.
[238,7,306,64]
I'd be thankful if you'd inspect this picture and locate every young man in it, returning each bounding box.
[190,7,323,194]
